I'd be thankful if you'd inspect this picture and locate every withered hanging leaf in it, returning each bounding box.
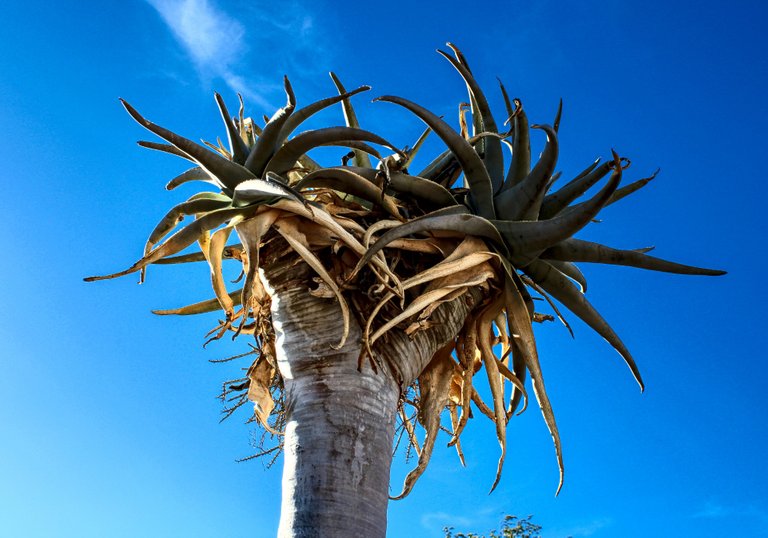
[367,269,494,351]
[246,358,280,435]
[504,275,564,494]
[364,248,496,343]
[207,225,236,317]
[151,289,243,316]
[475,298,508,492]
[274,218,350,350]
[235,209,280,328]
[391,344,455,500]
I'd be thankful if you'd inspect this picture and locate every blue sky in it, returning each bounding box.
[1,1,766,536]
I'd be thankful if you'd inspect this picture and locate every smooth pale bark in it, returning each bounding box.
[256,239,478,538]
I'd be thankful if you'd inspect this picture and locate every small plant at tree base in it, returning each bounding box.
[444,515,545,538]
[86,43,724,536]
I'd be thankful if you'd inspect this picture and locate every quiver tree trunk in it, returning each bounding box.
[257,239,478,538]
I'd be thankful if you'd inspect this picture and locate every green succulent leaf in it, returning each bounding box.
[542,238,726,276]
[495,124,559,221]
[491,161,621,260]
[120,99,253,191]
[329,72,373,169]
[214,92,250,164]
[137,140,189,160]
[295,167,401,218]
[523,258,644,391]
[165,166,214,190]
[417,148,457,182]
[438,46,505,192]
[539,158,614,219]
[503,97,531,190]
[277,84,372,148]
[374,95,496,220]
[85,206,260,282]
[264,126,401,176]
[243,76,297,177]
[341,166,457,208]
[145,192,232,258]
[401,126,432,169]
[553,98,563,133]
[351,207,509,280]
[546,259,588,292]
[605,168,660,207]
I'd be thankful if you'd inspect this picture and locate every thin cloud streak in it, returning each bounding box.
[145,0,269,107]
[420,511,472,531]
[548,516,612,538]
[148,0,243,66]
[145,0,320,110]
[693,501,768,523]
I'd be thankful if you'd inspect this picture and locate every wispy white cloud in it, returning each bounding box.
[419,507,519,537]
[548,516,612,538]
[420,511,473,531]
[693,501,733,519]
[693,501,768,524]
[144,0,326,110]
[147,0,243,66]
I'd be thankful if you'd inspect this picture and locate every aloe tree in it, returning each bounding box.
[86,44,724,537]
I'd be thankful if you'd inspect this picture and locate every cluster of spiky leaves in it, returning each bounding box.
[86,44,724,497]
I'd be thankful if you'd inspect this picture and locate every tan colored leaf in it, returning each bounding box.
[448,325,478,446]
[504,275,564,495]
[391,343,454,500]
[151,289,243,316]
[470,387,495,420]
[274,218,350,350]
[270,199,403,296]
[448,366,463,405]
[246,358,280,435]
[384,238,446,255]
[424,261,495,294]
[476,298,508,493]
[448,403,465,466]
[364,250,496,342]
[399,407,421,457]
[235,209,280,329]
[419,286,469,320]
[496,357,528,415]
[367,270,492,351]
[208,225,235,317]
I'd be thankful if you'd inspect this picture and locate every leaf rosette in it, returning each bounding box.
[86,44,724,497]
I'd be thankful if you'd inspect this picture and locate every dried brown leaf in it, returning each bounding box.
[246,358,280,435]
[391,344,454,499]
[274,218,350,349]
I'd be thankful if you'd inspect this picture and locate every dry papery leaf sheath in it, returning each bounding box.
[86,44,724,497]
